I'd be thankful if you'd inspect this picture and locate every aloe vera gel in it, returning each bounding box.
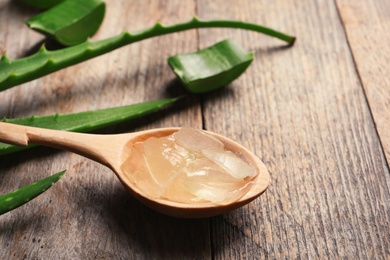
[121,128,258,204]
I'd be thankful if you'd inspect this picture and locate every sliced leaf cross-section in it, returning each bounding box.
[26,0,106,46]
[168,39,254,93]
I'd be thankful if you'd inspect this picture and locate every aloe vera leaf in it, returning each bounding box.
[0,17,295,91]
[22,0,65,9]
[168,39,253,93]
[26,0,106,46]
[0,170,66,215]
[0,97,179,156]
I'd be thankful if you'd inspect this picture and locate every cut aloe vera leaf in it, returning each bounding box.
[0,170,66,215]
[168,39,253,93]
[26,0,106,46]
[0,97,180,156]
[23,0,65,9]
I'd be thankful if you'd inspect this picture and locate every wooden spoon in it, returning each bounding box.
[0,122,269,218]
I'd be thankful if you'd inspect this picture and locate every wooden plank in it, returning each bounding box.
[336,0,390,165]
[197,0,390,259]
[0,0,210,259]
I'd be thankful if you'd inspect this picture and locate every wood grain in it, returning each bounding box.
[336,0,390,165]
[0,0,389,259]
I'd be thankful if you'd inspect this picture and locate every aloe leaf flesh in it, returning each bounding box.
[22,0,65,9]
[168,39,253,93]
[26,0,106,46]
[0,97,179,155]
[0,17,295,91]
[0,170,66,215]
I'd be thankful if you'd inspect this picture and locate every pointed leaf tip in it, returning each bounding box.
[0,170,66,215]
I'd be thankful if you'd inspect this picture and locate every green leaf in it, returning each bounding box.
[22,0,65,9]
[0,170,66,215]
[0,97,180,155]
[0,17,295,91]
[168,39,253,93]
[26,0,106,46]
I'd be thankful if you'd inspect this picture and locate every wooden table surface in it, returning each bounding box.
[1,0,389,259]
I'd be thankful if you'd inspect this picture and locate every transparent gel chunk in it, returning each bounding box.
[183,181,253,205]
[173,127,223,151]
[185,157,244,184]
[142,136,186,187]
[202,148,256,179]
[121,144,164,197]
[160,173,200,204]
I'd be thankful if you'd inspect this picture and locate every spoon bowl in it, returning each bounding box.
[0,122,269,218]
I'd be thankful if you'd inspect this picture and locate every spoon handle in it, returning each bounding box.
[0,122,124,167]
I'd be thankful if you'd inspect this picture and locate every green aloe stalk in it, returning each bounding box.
[0,170,66,215]
[0,17,295,91]
[0,97,179,155]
